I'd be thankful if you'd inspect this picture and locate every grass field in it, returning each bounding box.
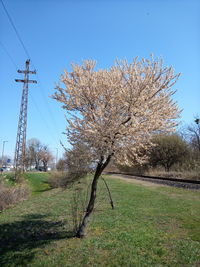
[25,172,51,195]
[0,173,200,266]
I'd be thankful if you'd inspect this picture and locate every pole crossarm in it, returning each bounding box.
[14,59,37,175]
[15,79,37,83]
[17,70,36,74]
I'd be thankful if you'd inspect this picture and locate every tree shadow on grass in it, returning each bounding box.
[0,213,74,266]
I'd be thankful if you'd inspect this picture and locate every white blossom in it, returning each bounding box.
[53,57,181,164]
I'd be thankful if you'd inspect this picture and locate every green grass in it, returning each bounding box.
[0,174,200,266]
[1,172,51,194]
[25,172,51,195]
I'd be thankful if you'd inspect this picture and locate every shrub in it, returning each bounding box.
[0,183,30,211]
[69,181,90,233]
[48,171,87,188]
[115,163,149,175]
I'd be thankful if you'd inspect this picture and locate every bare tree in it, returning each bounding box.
[180,116,200,160]
[188,117,200,155]
[39,146,54,172]
[26,139,53,171]
[56,142,92,173]
[26,139,43,170]
[65,142,93,174]
[52,57,181,237]
[56,158,67,171]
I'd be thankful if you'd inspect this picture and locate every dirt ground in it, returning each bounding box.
[110,174,164,188]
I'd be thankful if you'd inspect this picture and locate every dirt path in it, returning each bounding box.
[110,174,164,188]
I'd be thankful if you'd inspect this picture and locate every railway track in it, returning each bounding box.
[107,172,200,190]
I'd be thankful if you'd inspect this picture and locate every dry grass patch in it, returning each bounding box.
[0,183,30,211]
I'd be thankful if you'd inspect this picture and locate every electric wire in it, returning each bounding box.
[29,92,60,145]
[0,44,62,154]
[0,41,60,147]
[0,0,31,59]
[34,74,62,142]
[0,0,63,148]
[0,41,18,71]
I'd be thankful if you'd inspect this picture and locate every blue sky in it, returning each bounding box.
[0,0,199,160]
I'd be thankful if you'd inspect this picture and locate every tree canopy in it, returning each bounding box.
[149,134,189,171]
[53,57,180,166]
[53,56,181,237]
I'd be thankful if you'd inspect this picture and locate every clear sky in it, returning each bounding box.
[0,0,199,160]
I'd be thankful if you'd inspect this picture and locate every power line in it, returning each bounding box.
[0,41,18,71]
[35,74,61,136]
[1,0,63,145]
[1,41,62,145]
[29,91,60,145]
[0,0,30,59]
[0,46,62,154]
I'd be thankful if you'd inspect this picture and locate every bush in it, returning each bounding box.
[0,183,30,211]
[115,163,149,175]
[48,172,68,188]
[69,181,90,233]
[48,171,87,188]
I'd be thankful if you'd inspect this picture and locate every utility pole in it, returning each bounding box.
[55,148,58,169]
[14,59,37,175]
[1,140,8,168]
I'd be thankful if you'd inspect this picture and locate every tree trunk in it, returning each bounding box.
[43,161,47,172]
[76,155,112,238]
[35,160,39,171]
[165,164,170,172]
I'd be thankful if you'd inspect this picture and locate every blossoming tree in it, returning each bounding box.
[52,56,181,237]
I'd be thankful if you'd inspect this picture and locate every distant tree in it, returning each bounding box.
[39,146,54,172]
[56,142,92,173]
[26,139,53,171]
[53,57,180,237]
[56,158,67,171]
[179,116,200,163]
[25,146,35,170]
[26,139,43,170]
[188,116,200,155]
[65,142,93,174]
[149,134,189,171]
